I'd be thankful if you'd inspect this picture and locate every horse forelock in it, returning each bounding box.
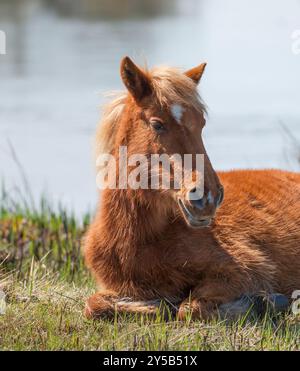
[150,66,206,113]
[95,65,206,164]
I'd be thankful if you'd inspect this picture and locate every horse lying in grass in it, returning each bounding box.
[83,57,300,320]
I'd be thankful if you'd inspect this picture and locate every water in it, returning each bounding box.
[1,0,300,214]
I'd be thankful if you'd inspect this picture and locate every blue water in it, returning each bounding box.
[0,0,300,214]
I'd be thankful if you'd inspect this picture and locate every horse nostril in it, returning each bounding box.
[191,197,206,210]
[188,188,206,210]
[187,187,203,201]
[217,187,224,206]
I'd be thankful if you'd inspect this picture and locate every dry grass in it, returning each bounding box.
[0,194,299,351]
[1,266,299,350]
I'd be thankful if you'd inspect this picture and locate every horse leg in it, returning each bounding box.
[84,290,118,319]
[218,293,289,319]
[178,278,253,321]
[84,291,166,319]
[178,279,289,320]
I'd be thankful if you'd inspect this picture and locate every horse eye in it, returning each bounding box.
[150,120,165,133]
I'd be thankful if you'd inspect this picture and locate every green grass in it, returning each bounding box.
[0,195,299,350]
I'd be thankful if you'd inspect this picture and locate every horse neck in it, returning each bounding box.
[99,188,173,259]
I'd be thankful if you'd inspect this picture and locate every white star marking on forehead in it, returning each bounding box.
[171,104,184,125]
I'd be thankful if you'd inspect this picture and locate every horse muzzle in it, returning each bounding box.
[178,186,224,228]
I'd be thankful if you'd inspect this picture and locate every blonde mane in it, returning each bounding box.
[95,65,206,162]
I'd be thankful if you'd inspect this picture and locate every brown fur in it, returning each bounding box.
[83,57,300,320]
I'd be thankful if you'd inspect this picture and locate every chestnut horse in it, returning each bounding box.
[83,57,300,320]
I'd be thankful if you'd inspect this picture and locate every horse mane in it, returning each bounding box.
[95,92,127,159]
[95,65,206,162]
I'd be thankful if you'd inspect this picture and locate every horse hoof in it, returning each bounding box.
[219,296,253,319]
[254,293,290,315]
[219,293,290,319]
[84,294,115,320]
[84,302,94,319]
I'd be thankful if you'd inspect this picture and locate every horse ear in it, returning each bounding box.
[120,56,152,102]
[184,63,207,84]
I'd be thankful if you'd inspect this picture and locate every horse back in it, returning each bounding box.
[215,169,300,295]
